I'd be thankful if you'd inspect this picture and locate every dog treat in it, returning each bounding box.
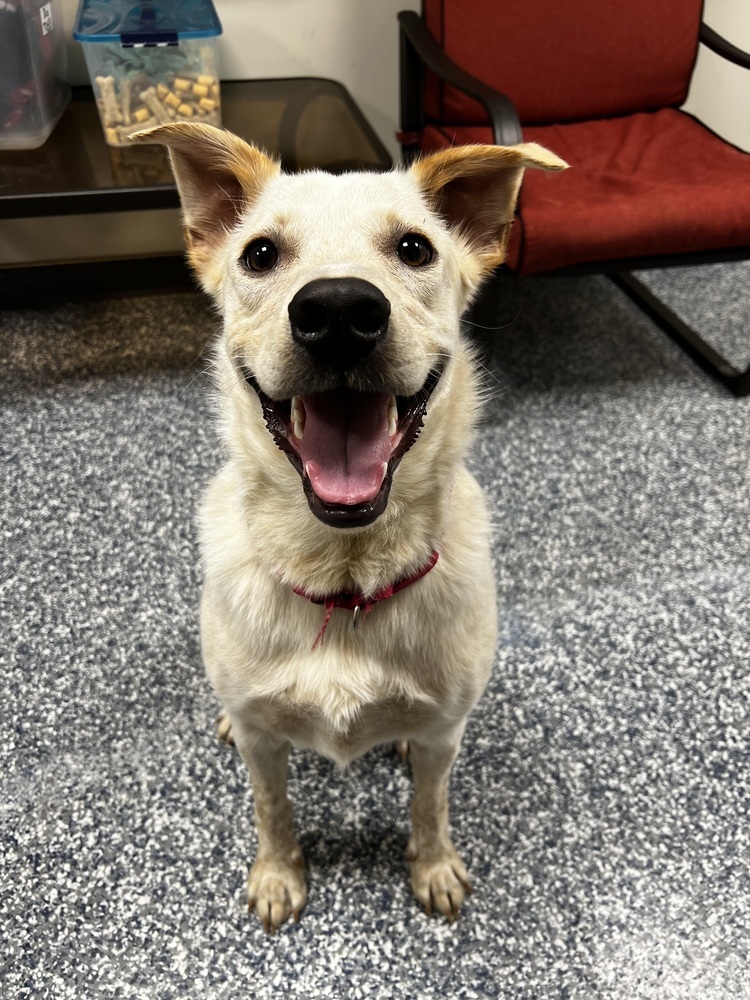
[89,43,220,146]
[95,75,122,126]
[164,90,182,110]
[140,87,174,124]
[120,77,132,125]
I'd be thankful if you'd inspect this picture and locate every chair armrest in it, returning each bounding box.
[700,23,750,70]
[398,10,522,146]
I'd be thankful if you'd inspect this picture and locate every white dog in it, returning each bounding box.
[137,123,566,931]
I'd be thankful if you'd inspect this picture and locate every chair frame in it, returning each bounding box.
[398,10,750,396]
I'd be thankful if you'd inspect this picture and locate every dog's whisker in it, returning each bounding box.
[422,347,507,409]
[424,335,508,397]
[462,306,523,333]
[473,360,508,393]
[179,367,212,399]
[426,347,501,390]
[177,332,221,398]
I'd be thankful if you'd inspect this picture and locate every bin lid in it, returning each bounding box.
[73,0,222,44]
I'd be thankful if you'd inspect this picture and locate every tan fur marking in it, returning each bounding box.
[411,142,568,273]
[132,123,281,295]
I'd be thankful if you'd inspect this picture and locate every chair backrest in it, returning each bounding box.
[424,0,704,125]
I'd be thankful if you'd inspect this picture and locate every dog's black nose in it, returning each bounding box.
[288,278,390,372]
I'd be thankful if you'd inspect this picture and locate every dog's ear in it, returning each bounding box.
[132,123,280,294]
[411,143,567,272]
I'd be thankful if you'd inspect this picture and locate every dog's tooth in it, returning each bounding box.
[291,396,305,439]
[388,395,397,437]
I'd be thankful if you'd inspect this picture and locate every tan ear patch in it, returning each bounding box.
[411,143,568,272]
[132,123,280,294]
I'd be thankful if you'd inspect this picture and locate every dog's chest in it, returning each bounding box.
[242,652,445,765]
[254,692,438,765]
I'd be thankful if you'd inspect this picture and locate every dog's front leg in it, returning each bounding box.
[407,730,472,921]
[231,722,307,932]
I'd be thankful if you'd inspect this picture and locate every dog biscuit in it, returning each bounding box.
[95,75,122,126]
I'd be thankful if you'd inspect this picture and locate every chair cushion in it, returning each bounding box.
[424,0,703,124]
[421,111,750,275]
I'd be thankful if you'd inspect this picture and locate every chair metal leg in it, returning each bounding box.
[610,272,750,398]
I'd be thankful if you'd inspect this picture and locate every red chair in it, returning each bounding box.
[399,1,750,395]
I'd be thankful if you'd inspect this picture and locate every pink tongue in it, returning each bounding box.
[299,389,391,505]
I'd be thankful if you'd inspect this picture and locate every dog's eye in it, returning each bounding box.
[243,238,279,273]
[397,234,433,267]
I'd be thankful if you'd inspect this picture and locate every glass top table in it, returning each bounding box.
[0,78,393,220]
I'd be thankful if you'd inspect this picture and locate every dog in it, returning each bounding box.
[135,122,566,931]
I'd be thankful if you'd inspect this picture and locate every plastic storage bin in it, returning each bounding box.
[0,0,71,149]
[73,0,222,147]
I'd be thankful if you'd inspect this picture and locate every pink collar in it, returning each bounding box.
[292,550,439,648]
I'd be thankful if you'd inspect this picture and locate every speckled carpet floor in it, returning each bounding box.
[2,265,749,999]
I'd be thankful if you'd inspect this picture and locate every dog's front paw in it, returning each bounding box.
[247,847,307,933]
[407,841,472,922]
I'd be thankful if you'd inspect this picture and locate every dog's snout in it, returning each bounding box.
[288,278,390,371]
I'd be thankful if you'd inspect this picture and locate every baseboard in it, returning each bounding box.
[0,255,198,307]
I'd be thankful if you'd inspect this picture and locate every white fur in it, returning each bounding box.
[141,124,566,929]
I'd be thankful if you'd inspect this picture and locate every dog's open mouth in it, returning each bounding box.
[240,366,443,528]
